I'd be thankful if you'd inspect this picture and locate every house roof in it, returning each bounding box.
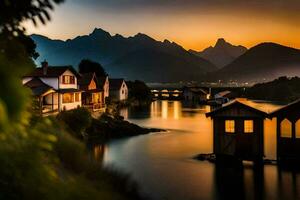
[269,99,300,117]
[184,87,208,95]
[206,99,268,118]
[215,90,232,98]
[109,78,125,90]
[24,78,55,96]
[23,66,80,78]
[97,76,108,88]
[78,73,96,88]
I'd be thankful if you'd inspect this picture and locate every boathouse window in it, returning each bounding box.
[296,119,300,138]
[244,120,254,133]
[280,119,292,138]
[225,120,235,133]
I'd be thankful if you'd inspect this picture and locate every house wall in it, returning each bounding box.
[210,104,265,161]
[103,77,109,98]
[41,77,59,89]
[59,70,78,89]
[88,79,97,90]
[276,109,300,160]
[213,117,264,161]
[59,92,82,111]
[44,93,59,110]
[119,81,128,101]
[45,93,58,105]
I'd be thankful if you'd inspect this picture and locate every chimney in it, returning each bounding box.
[41,60,48,75]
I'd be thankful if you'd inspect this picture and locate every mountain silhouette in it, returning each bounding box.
[207,43,300,82]
[189,38,247,68]
[31,28,216,82]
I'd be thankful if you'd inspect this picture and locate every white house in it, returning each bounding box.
[109,78,128,101]
[23,61,82,114]
[98,76,110,100]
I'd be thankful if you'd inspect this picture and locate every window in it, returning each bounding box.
[62,93,74,103]
[281,118,292,138]
[296,119,300,138]
[75,93,80,102]
[225,120,235,133]
[62,75,75,84]
[92,93,101,103]
[244,120,254,133]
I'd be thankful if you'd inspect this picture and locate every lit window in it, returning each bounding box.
[62,93,74,103]
[281,118,292,138]
[225,120,235,133]
[296,119,300,138]
[75,93,80,102]
[244,120,254,133]
[62,75,75,84]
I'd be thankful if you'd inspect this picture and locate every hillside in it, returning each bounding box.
[189,38,247,68]
[207,43,300,82]
[31,28,217,82]
[245,76,300,102]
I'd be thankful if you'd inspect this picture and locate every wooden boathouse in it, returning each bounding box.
[206,99,268,162]
[270,100,300,162]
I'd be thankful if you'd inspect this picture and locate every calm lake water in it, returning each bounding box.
[96,100,300,200]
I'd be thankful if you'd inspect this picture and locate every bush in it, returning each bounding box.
[57,108,92,139]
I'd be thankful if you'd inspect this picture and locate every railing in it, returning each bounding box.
[83,103,106,112]
[42,105,58,113]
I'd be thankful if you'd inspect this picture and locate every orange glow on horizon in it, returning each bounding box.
[24,1,300,51]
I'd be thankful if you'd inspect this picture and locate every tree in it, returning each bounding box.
[78,59,107,77]
[0,0,64,123]
[0,0,64,35]
[127,80,152,102]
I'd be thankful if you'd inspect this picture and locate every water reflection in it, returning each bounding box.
[93,145,107,162]
[101,101,300,200]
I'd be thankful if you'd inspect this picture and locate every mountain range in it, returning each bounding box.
[31,28,216,82]
[31,28,300,83]
[189,38,247,68]
[206,43,300,82]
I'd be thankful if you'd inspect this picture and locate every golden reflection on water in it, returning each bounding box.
[93,145,107,162]
[103,100,300,200]
[264,118,277,159]
[121,100,282,158]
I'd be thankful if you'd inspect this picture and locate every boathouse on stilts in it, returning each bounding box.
[270,99,300,162]
[206,99,268,162]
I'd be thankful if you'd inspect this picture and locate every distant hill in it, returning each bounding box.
[207,43,300,82]
[245,76,300,102]
[189,38,247,68]
[31,28,217,82]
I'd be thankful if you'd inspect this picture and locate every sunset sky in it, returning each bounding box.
[25,0,300,51]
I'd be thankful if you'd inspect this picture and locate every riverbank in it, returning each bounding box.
[57,107,165,143]
[50,107,164,200]
[86,113,165,142]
